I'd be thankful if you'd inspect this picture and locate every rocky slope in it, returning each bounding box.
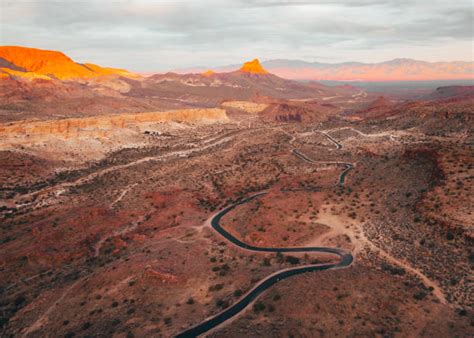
[0,108,228,137]
[141,59,359,105]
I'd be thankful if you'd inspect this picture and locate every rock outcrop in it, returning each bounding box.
[0,108,228,138]
[0,46,138,80]
[239,59,269,75]
[202,70,216,77]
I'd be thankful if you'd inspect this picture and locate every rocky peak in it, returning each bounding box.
[239,59,269,74]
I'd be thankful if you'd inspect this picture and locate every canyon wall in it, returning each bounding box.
[0,108,228,138]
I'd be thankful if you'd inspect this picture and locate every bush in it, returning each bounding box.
[413,291,427,300]
[209,284,224,292]
[253,301,265,313]
[82,322,92,330]
[285,256,300,265]
[381,263,405,276]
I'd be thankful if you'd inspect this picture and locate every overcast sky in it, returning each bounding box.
[1,0,473,71]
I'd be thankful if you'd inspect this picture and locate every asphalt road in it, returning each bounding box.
[175,131,354,337]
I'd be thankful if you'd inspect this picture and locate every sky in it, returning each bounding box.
[1,0,473,72]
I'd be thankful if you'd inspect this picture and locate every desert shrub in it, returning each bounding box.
[209,284,223,292]
[413,291,427,300]
[82,322,92,330]
[381,263,405,275]
[253,301,265,313]
[285,256,300,265]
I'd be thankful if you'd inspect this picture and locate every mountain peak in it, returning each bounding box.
[239,58,269,74]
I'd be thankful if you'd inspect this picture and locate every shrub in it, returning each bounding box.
[253,301,266,313]
[413,291,427,300]
[82,322,92,330]
[209,284,224,292]
[285,256,300,265]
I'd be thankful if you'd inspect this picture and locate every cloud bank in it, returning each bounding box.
[1,0,472,71]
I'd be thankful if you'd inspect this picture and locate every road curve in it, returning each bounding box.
[175,193,353,338]
[175,130,354,337]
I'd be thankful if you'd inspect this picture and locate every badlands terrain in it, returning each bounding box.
[0,47,473,337]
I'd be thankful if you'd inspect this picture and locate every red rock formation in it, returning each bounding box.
[0,46,137,80]
[239,59,269,74]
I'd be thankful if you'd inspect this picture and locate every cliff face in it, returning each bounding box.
[0,46,138,80]
[0,109,228,138]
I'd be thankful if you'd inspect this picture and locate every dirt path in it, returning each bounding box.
[22,279,82,336]
[110,183,138,208]
[11,133,237,211]
[315,208,447,304]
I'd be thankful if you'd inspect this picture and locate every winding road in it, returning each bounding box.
[175,130,354,337]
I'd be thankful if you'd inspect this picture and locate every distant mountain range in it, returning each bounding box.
[175,58,474,82]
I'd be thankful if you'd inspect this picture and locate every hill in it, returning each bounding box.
[0,46,138,80]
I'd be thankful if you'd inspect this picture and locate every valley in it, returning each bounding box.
[0,47,472,338]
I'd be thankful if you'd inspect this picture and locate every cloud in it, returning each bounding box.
[1,0,472,71]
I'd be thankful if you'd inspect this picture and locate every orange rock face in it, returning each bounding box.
[239,58,269,74]
[0,46,137,80]
[202,70,216,77]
